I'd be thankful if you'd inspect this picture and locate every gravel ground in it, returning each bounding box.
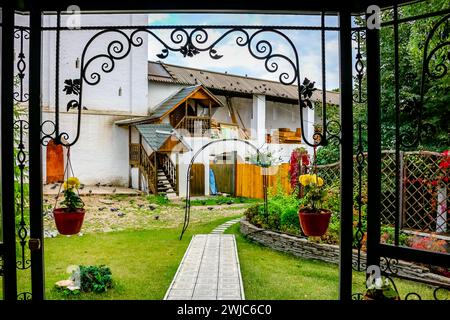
[43,194,248,236]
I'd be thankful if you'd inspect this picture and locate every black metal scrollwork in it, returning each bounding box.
[17,292,32,300]
[0,255,4,276]
[57,26,325,147]
[40,120,57,146]
[14,119,31,270]
[352,121,367,272]
[324,120,341,145]
[13,28,30,103]
[433,286,450,300]
[380,256,399,275]
[351,293,364,300]
[352,30,366,104]
[400,14,449,148]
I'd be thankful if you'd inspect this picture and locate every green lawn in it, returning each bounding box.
[226,223,440,300]
[1,217,443,300]
[3,216,239,300]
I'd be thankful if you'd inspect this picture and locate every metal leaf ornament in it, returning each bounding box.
[63,79,81,95]
[299,77,317,109]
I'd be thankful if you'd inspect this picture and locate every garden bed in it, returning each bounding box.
[240,218,450,287]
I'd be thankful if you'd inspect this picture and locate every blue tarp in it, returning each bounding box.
[209,168,218,195]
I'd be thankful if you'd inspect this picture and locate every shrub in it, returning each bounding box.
[408,235,448,253]
[245,204,262,224]
[147,194,170,205]
[280,207,301,234]
[79,265,113,293]
[380,226,410,246]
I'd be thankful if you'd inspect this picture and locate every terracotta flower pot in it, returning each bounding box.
[53,208,85,235]
[298,208,331,237]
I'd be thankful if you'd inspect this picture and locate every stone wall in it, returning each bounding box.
[240,218,450,287]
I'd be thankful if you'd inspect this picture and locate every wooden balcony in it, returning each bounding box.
[175,116,211,136]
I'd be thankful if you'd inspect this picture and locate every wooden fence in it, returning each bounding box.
[190,163,205,196]
[235,163,292,199]
[210,164,235,195]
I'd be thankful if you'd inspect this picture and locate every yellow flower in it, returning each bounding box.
[67,177,80,188]
[299,174,311,186]
[317,177,324,187]
[63,182,68,190]
[309,174,325,187]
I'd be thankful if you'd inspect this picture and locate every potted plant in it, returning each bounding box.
[53,177,85,235]
[297,173,331,236]
[363,277,400,300]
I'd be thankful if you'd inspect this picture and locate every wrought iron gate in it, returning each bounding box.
[1,1,448,301]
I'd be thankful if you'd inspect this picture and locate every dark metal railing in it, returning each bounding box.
[157,153,177,193]
[129,143,140,166]
[139,145,157,194]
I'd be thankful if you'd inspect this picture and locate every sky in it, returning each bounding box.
[146,13,342,91]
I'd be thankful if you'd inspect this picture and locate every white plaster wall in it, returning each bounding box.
[131,126,140,143]
[36,13,148,186]
[131,167,139,189]
[41,14,148,114]
[42,111,130,186]
[148,82,184,111]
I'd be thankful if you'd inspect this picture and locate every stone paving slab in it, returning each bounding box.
[164,234,245,300]
[210,218,241,234]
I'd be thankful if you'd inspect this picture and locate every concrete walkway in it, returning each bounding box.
[211,218,241,234]
[164,219,244,300]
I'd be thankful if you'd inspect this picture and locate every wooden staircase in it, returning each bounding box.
[130,144,177,196]
[156,152,177,197]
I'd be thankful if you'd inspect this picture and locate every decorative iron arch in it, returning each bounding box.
[41,16,329,147]
[179,138,263,240]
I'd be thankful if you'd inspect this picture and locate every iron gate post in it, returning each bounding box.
[338,9,354,301]
[29,2,45,300]
[365,15,382,268]
[1,3,18,301]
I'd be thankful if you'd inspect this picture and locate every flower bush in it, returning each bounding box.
[288,147,309,189]
[60,177,84,211]
[408,234,448,253]
[244,186,301,234]
[298,173,326,212]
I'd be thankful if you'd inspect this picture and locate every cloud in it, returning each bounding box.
[148,14,170,24]
[146,15,341,90]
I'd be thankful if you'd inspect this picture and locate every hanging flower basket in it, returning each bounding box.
[54,208,85,235]
[53,167,86,235]
[298,208,331,237]
[297,173,331,237]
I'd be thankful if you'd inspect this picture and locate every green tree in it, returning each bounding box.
[317,1,449,165]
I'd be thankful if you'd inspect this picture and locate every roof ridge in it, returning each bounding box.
[150,60,295,87]
[149,60,339,95]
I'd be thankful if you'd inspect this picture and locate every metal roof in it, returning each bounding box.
[116,84,223,126]
[148,61,340,105]
[136,123,174,151]
[150,85,200,120]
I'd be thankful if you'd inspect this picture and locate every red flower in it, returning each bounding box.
[301,154,310,166]
[431,180,438,186]
[442,150,449,157]
[439,161,449,169]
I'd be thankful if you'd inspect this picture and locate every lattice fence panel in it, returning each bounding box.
[313,150,449,234]
[380,151,397,225]
[403,152,449,233]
